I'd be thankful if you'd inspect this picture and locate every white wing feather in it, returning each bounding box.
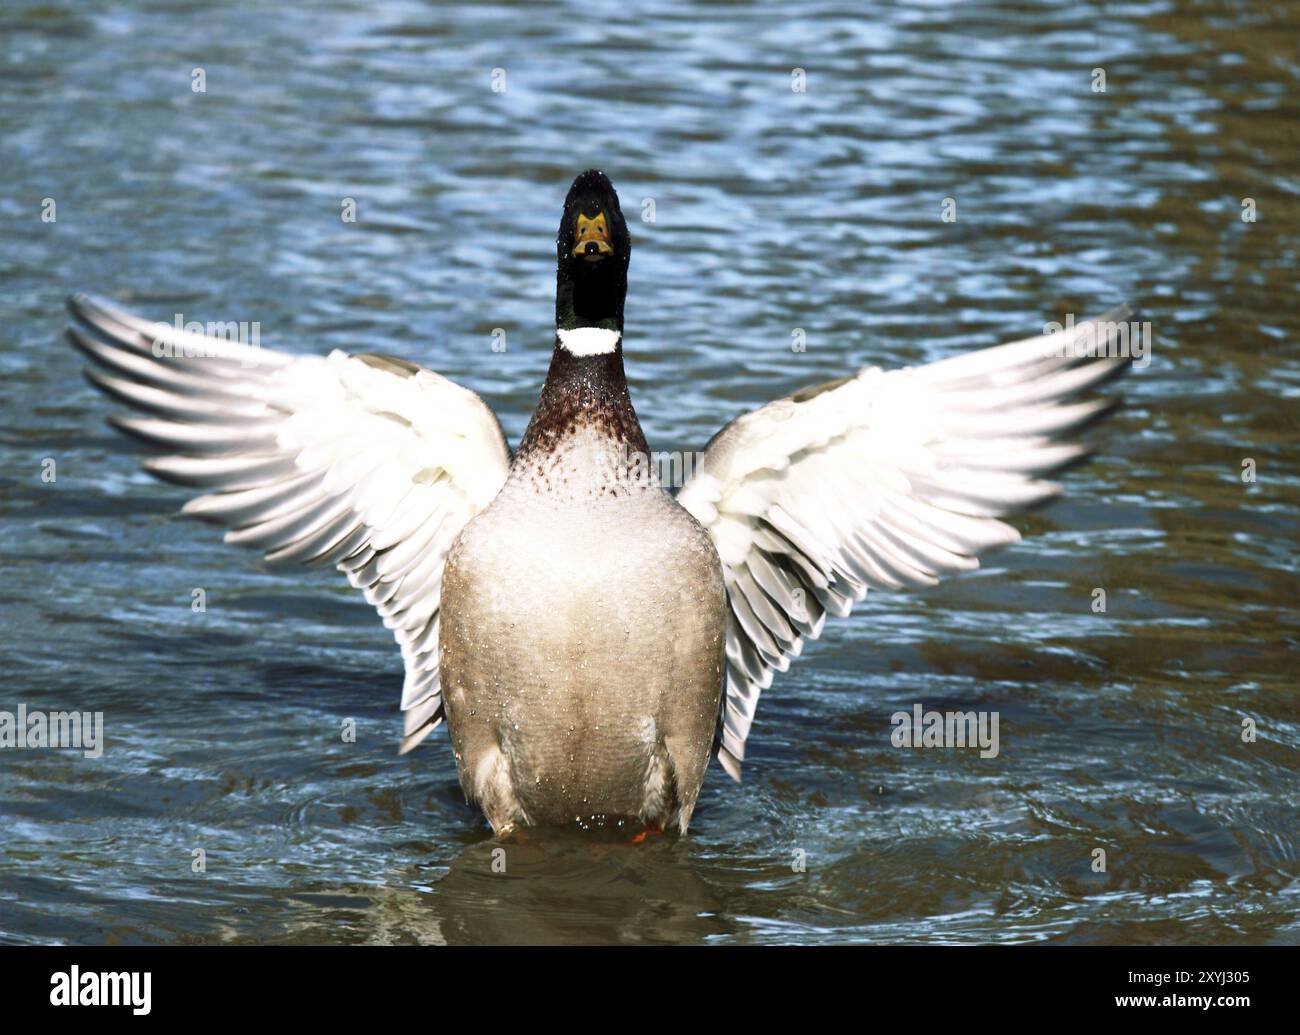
[678,306,1133,779]
[68,294,511,752]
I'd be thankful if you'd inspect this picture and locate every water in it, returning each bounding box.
[1,0,1297,945]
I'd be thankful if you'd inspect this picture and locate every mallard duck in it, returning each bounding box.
[67,169,1131,834]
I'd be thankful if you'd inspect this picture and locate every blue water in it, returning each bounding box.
[0,0,1297,944]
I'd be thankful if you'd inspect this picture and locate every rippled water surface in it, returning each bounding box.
[1,0,1298,944]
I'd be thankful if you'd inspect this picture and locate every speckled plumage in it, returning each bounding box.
[439,439,726,833]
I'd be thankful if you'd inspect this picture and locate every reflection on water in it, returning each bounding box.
[0,0,1297,944]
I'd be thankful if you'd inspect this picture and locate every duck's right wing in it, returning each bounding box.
[67,294,512,752]
[677,306,1134,779]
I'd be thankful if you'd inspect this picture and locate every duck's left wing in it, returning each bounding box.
[67,294,512,753]
[677,307,1133,780]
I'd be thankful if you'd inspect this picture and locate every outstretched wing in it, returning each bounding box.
[677,306,1134,779]
[67,294,511,752]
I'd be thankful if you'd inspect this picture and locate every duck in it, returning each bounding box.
[67,169,1131,834]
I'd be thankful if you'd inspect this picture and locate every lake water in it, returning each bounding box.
[0,0,1297,944]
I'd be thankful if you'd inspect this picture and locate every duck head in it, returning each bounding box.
[555,169,631,335]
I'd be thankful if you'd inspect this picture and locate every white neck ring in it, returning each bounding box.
[557,327,621,357]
